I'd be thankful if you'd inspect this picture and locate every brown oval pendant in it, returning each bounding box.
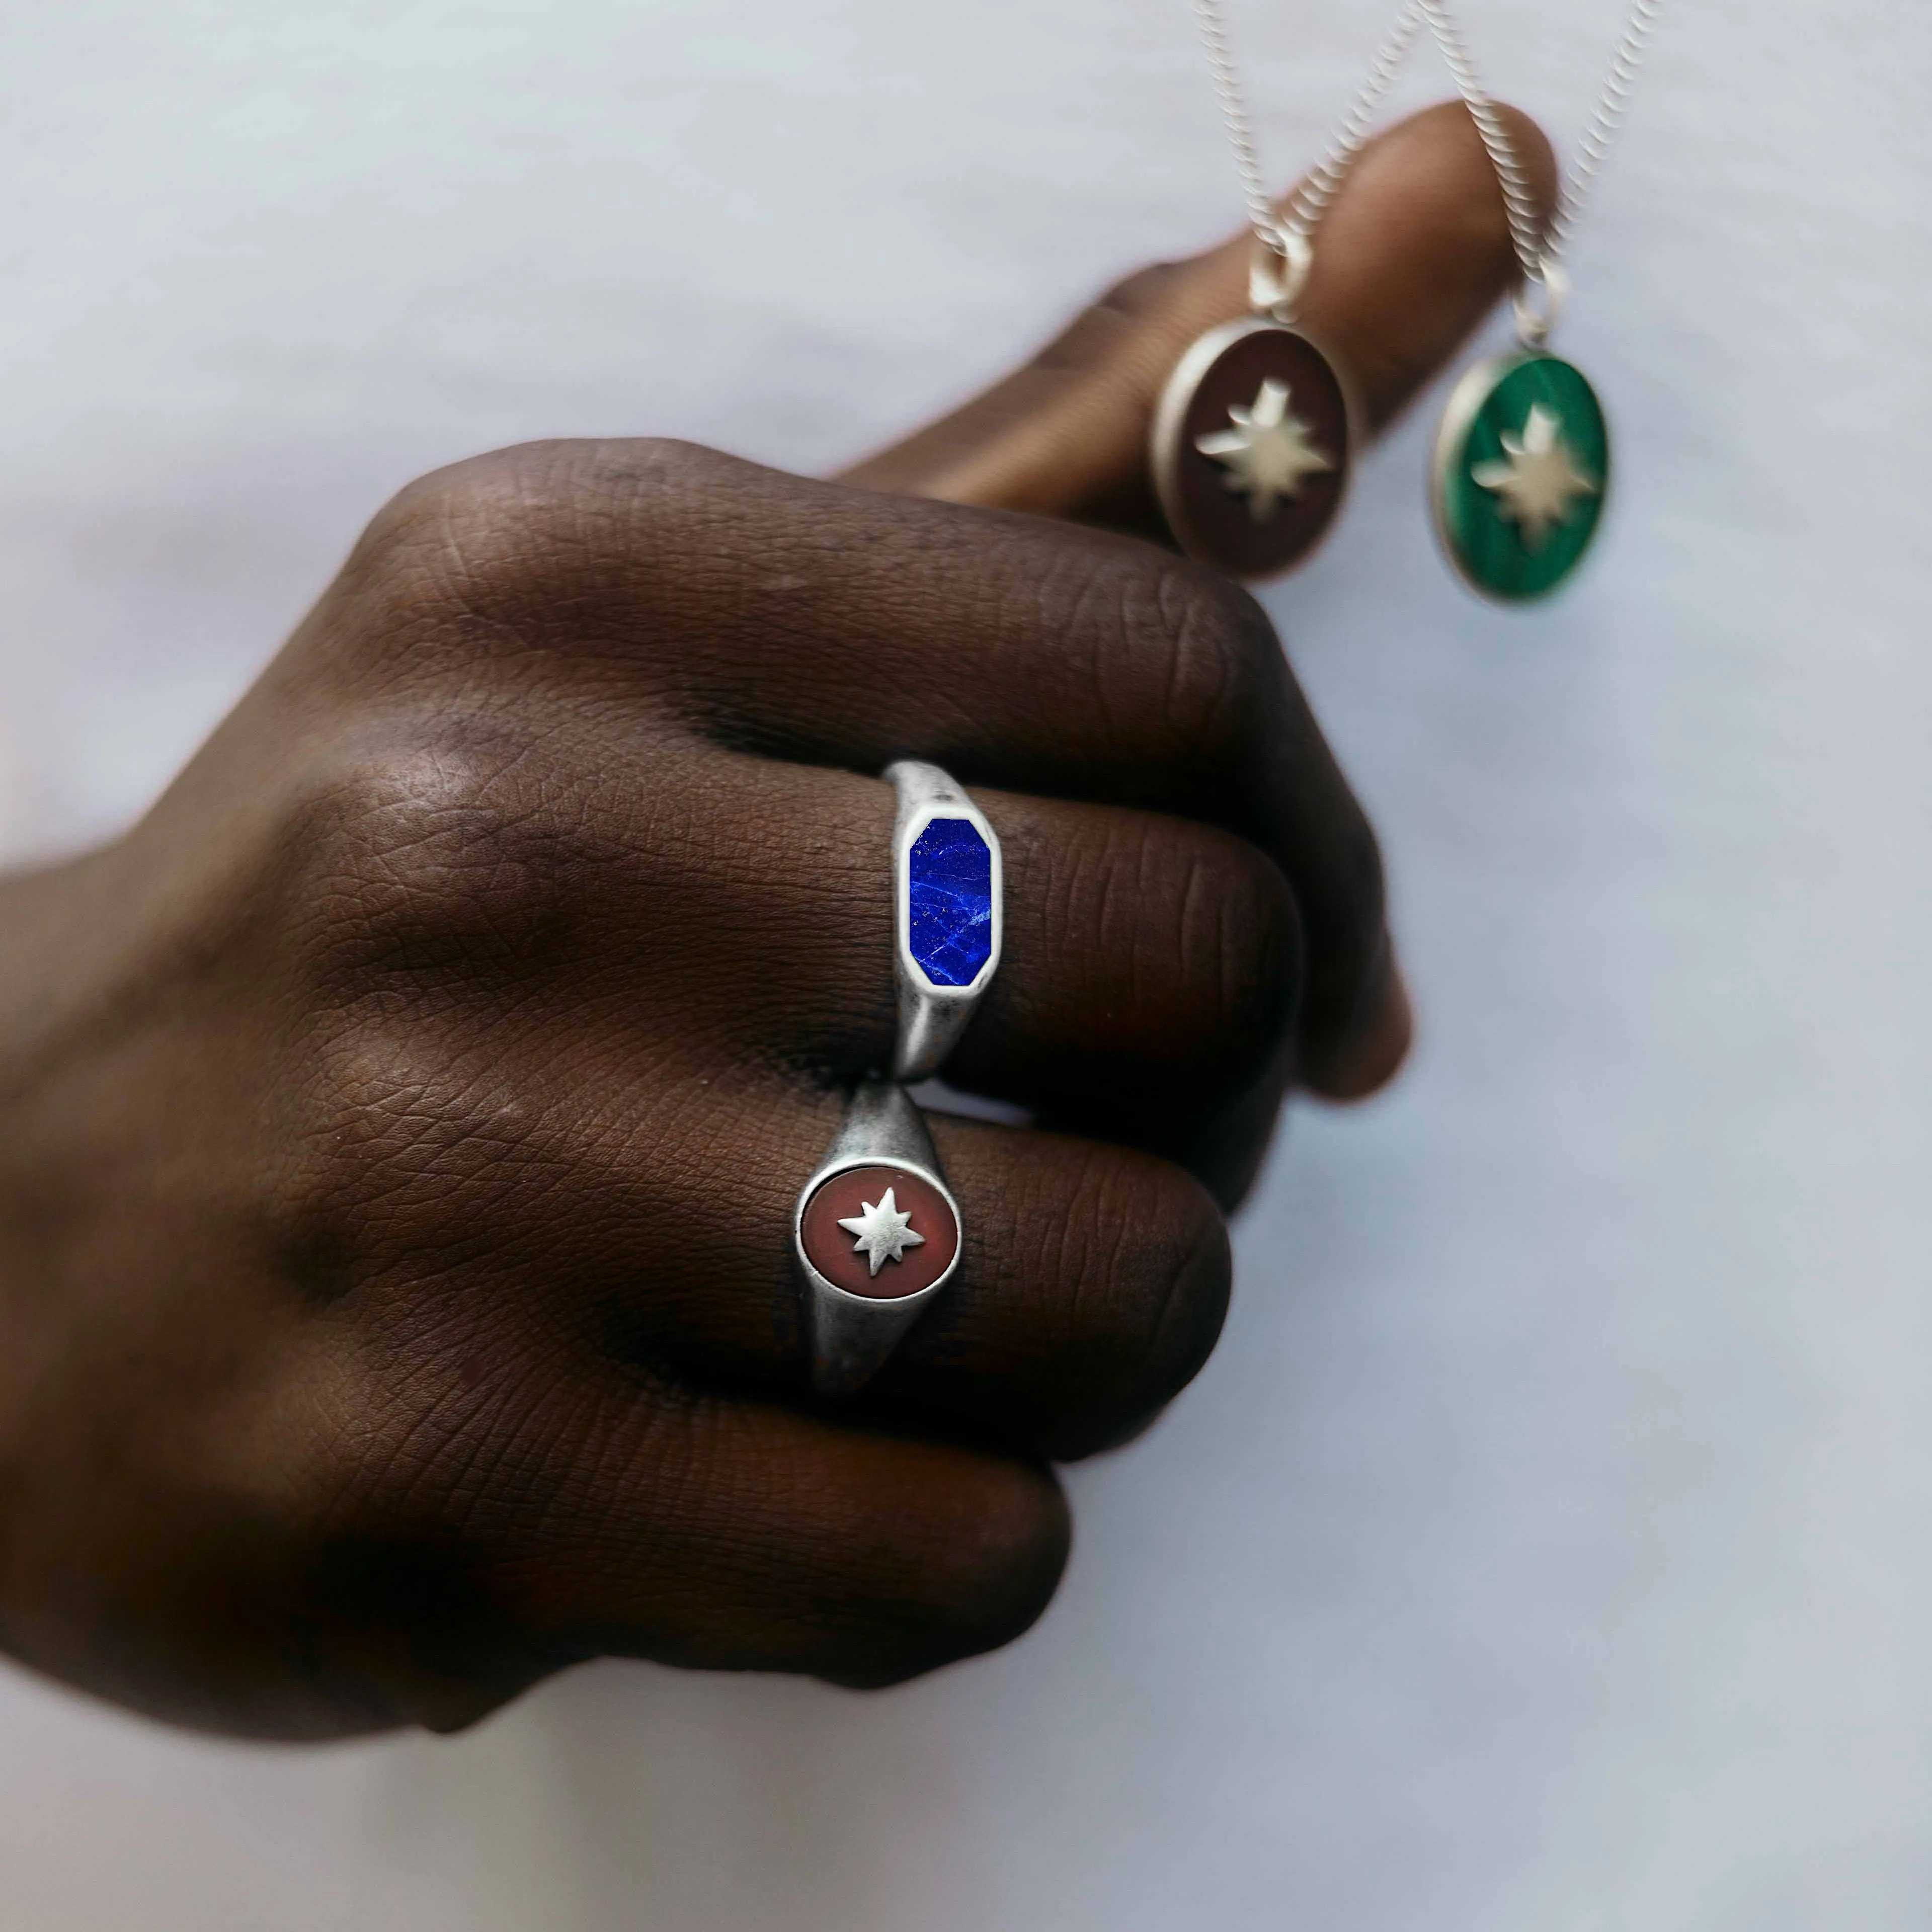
[1150,318,1356,582]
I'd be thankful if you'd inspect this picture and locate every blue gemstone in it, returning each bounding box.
[908,817,994,987]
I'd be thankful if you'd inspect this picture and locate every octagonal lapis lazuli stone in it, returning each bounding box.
[908,817,994,987]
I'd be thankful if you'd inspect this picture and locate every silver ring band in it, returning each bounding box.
[794,1079,963,1395]
[791,759,1000,1394]
[887,759,1003,1083]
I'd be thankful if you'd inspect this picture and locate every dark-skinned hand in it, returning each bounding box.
[0,104,1550,1738]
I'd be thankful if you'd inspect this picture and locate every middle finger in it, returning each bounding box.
[306,1010,1233,1460]
[424,733,1307,1189]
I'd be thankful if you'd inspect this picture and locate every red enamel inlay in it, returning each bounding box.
[799,1164,959,1300]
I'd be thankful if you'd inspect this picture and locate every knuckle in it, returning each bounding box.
[1113,817,1303,1073]
[1009,809,1302,1090]
[347,444,565,623]
[1022,258,1187,372]
[282,721,593,994]
[1045,544,1280,765]
[1077,1150,1231,1399]
[302,1284,594,1551]
[1151,562,1284,758]
[342,437,709,636]
[326,437,736,681]
[994,1148,1231,1457]
[919,1466,1071,1655]
[260,757,574,1271]
[839,1465,1071,1686]
[1017,538,1284,769]
[1187,834,1303,1056]
[1092,256,1189,318]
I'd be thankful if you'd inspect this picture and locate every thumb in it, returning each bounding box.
[839,100,1555,538]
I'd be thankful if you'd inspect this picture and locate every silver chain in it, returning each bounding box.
[1279,4,1429,243]
[1190,0,1663,340]
[1549,0,1666,261]
[1189,0,1426,260]
[1413,1,1545,279]
[1418,0,1664,283]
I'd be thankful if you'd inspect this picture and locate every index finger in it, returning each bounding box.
[839,100,1556,533]
[369,434,1383,1091]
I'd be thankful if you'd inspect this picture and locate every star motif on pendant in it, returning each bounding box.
[1194,377,1334,523]
[1470,403,1599,550]
[836,1187,926,1277]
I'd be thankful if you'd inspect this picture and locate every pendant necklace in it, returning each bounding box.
[1153,1,1427,583]
[1420,0,1664,603]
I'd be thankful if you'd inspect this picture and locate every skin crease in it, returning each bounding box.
[0,102,1553,1741]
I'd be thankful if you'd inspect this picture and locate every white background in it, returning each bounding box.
[0,2,1928,1927]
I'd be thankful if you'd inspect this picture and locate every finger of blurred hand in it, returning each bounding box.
[837,100,1556,531]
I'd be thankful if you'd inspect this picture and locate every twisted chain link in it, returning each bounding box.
[1550,0,1664,258]
[1279,3,1427,242]
[1189,0,1425,258]
[1190,0,1664,336]
[1419,0,1665,280]
[1414,1,1545,279]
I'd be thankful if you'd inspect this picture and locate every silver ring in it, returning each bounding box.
[791,759,1000,1394]
[1511,257,1569,350]
[887,759,1003,1083]
[1248,227,1313,324]
[793,1079,963,1395]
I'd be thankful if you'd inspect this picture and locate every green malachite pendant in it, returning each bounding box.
[1431,353,1609,603]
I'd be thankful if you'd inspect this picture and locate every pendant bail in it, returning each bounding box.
[1248,227,1313,324]
[1511,255,1569,350]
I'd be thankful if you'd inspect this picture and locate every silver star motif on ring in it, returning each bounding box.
[1470,403,1599,550]
[836,1187,926,1277]
[1194,377,1334,523]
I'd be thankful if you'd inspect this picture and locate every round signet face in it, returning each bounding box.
[1151,318,1354,581]
[1432,353,1609,603]
[798,1163,960,1301]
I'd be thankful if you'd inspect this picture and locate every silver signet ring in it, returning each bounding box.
[794,1079,964,1395]
[887,759,1003,1083]
[791,759,998,1394]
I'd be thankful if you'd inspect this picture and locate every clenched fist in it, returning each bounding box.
[0,104,1544,1738]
